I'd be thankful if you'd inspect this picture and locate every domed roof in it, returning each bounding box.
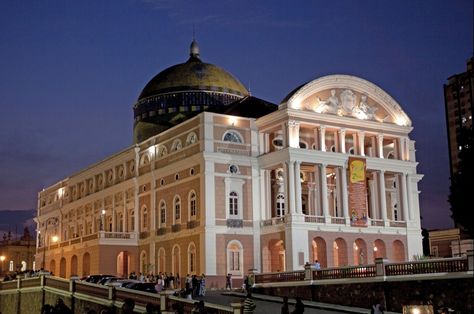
[138,41,248,100]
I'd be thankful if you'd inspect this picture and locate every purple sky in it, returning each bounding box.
[0,1,472,230]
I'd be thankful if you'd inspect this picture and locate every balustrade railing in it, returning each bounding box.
[313,265,377,280]
[254,254,472,284]
[260,216,285,227]
[304,215,325,223]
[371,219,384,226]
[255,270,305,283]
[385,258,468,276]
[389,221,407,228]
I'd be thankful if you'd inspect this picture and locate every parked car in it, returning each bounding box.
[82,275,115,284]
[97,276,117,285]
[127,282,157,293]
[107,279,141,287]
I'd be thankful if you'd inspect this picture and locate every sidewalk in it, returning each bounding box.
[221,290,400,314]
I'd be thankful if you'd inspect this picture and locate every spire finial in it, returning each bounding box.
[190,38,200,59]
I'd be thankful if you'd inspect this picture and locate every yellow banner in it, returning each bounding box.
[348,157,368,227]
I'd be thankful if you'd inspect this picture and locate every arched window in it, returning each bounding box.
[157,145,168,157]
[174,196,181,222]
[227,240,243,277]
[189,191,197,218]
[186,132,198,145]
[160,201,166,225]
[276,194,285,217]
[229,191,238,216]
[188,242,197,274]
[171,139,182,151]
[223,130,243,143]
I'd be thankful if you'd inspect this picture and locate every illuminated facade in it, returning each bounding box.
[36,43,423,287]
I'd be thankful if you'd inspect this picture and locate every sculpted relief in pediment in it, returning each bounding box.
[303,89,382,122]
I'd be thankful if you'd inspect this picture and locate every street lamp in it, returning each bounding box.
[0,255,5,276]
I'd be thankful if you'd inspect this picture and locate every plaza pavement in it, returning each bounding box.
[198,290,383,314]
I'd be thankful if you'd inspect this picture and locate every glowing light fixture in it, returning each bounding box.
[228,116,237,126]
[395,116,407,126]
[51,235,59,243]
[373,247,378,252]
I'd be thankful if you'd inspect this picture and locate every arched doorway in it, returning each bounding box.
[82,252,90,276]
[269,240,285,272]
[59,257,66,278]
[333,238,348,267]
[392,240,405,262]
[353,239,367,265]
[311,237,327,267]
[140,251,148,274]
[50,259,56,275]
[172,245,181,276]
[157,248,165,274]
[71,255,78,276]
[373,239,387,260]
[117,251,129,277]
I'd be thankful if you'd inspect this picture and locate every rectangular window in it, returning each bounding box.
[230,252,240,271]
[229,198,238,216]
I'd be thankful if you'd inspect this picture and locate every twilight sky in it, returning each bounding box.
[0,1,472,230]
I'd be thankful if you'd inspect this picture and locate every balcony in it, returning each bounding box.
[260,216,286,227]
[139,231,150,239]
[304,215,325,223]
[187,220,199,229]
[171,224,181,233]
[156,227,167,236]
[226,219,243,228]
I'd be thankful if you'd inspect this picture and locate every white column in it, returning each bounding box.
[294,161,302,214]
[319,164,329,220]
[288,120,300,148]
[287,161,296,214]
[313,128,319,151]
[260,170,268,220]
[283,163,289,215]
[265,170,272,219]
[341,165,349,224]
[377,134,384,158]
[400,173,409,222]
[319,125,326,151]
[338,128,346,153]
[358,131,365,156]
[281,123,289,148]
[112,195,116,232]
[378,171,388,223]
[406,174,414,220]
[123,193,128,232]
[352,133,358,154]
[313,168,320,216]
[308,183,314,215]
[259,133,265,155]
[369,174,377,219]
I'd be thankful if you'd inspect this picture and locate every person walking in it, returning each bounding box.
[225,273,232,290]
[243,292,256,314]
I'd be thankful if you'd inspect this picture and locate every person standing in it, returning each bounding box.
[243,292,256,314]
[292,297,304,314]
[199,274,206,296]
[281,296,289,314]
[225,273,232,290]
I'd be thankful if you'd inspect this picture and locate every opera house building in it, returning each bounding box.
[36,41,423,287]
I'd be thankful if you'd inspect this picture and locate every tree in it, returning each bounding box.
[448,126,474,238]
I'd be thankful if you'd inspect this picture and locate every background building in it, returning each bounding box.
[0,229,36,276]
[36,42,423,287]
[443,57,474,178]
